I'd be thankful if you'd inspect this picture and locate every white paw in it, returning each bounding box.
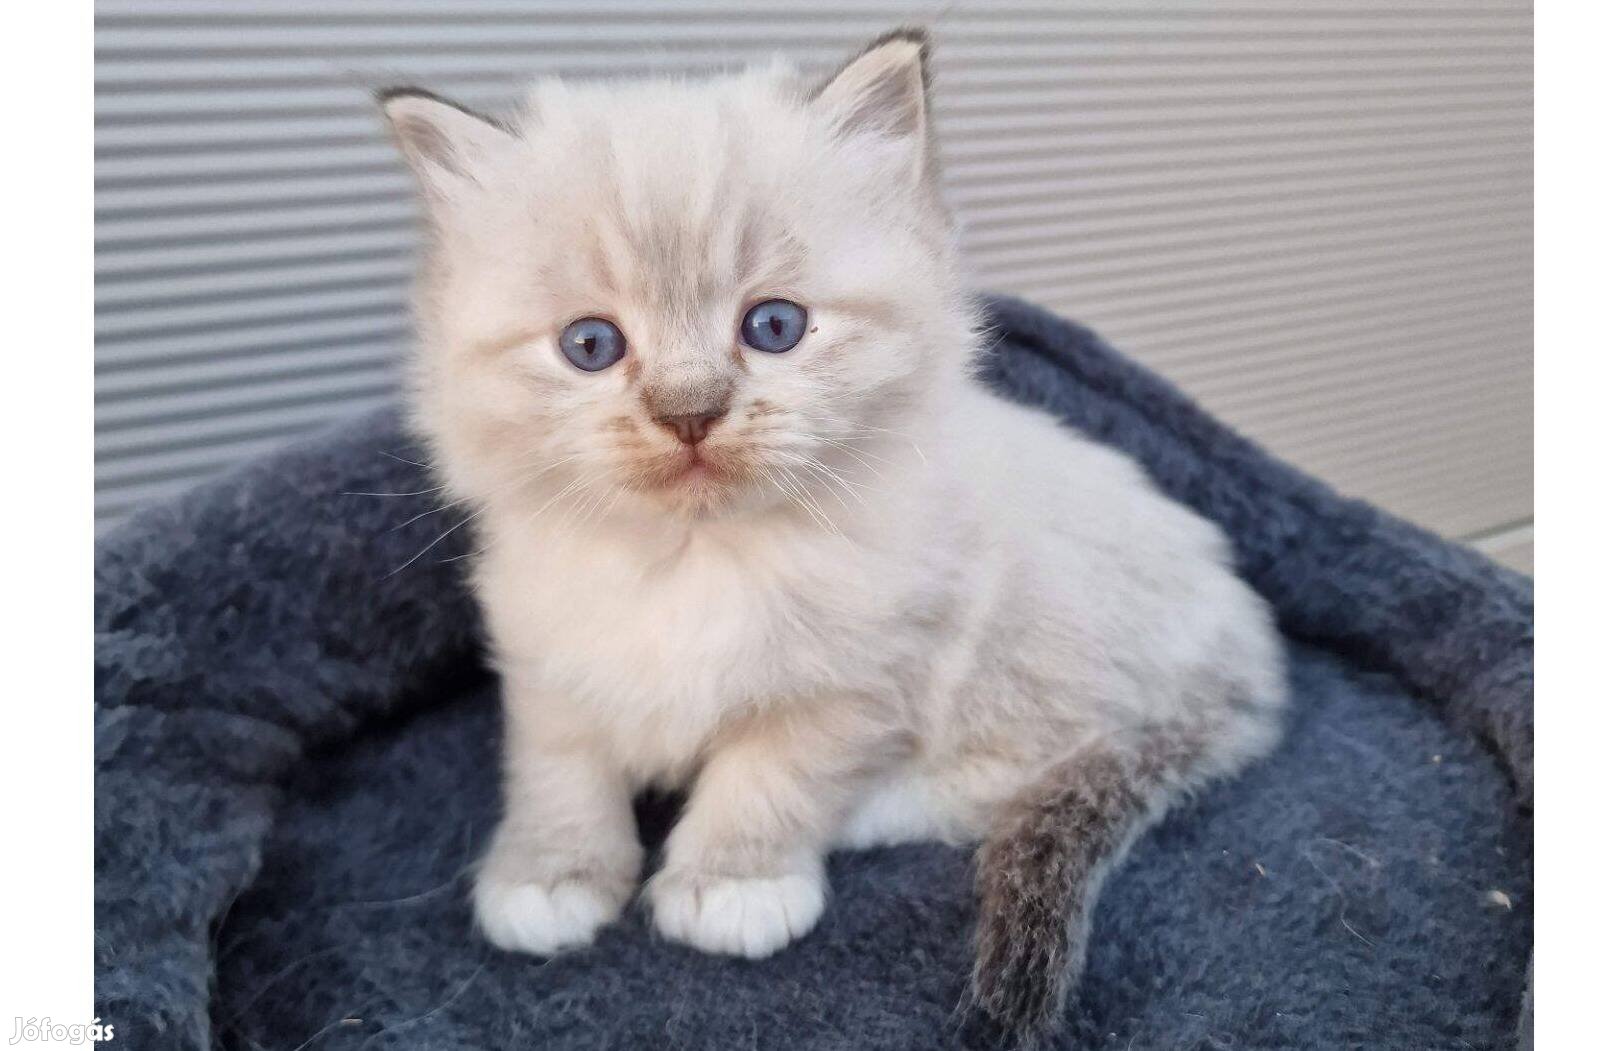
[648,869,826,959]
[473,876,625,956]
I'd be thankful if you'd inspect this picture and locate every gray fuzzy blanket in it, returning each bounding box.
[95,295,1532,1050]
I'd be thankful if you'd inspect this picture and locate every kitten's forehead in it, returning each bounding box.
[522,73,816,319]
[528,74,792,205]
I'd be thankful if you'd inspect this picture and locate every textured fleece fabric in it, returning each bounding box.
[95,296,1532,1050]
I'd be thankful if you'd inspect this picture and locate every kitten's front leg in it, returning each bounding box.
[474,685,642,955]
[647,698,907,959]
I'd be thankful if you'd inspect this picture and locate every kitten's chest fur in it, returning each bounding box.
[476,511,950,781]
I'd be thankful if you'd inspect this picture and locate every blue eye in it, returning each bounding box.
[558,317,627,372]
[740,299,808,353]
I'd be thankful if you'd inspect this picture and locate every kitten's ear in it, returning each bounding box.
[378,87,515,198]
[812,28,934,171]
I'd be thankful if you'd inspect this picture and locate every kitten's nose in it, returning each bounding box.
[655,409,726,446]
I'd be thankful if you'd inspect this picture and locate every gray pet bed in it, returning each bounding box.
[95,295,1532,1049]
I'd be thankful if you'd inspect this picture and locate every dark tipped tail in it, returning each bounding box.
[967,726,1217,1046]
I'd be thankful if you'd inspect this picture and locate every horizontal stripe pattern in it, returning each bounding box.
[95,0,1532,540]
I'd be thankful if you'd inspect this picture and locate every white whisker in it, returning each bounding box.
[380,451,434,469]
[770,463,843,539]
[760,467,819,529]
[554,473,615,545]
[851,424,929,465]
[344,484,448,498]
[393,452,585,535]
[386,509,483,578]
[775,451,867,511]
[389,498,468,532]
[816,433,895,468]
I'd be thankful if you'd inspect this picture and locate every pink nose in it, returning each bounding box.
[655,411,724,446]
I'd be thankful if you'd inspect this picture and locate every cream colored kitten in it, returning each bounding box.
[382,29,1285,1042]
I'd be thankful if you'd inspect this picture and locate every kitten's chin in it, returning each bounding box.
[650,475,741,517]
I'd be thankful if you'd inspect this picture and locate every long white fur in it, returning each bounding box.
[383,35,1285,965]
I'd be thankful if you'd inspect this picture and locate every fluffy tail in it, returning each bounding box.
[968,719,1265,1046]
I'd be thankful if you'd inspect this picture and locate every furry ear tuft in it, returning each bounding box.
[812,28,933,145]
[378,87,514,189]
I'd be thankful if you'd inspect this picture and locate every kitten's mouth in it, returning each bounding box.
[628,444,744,500]
[670,447,734,490]
[678,447,709,478]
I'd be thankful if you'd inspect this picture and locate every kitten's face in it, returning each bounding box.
[387,33,970,519]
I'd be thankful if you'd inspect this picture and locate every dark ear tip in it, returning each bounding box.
[373,87,514,138]
[875,25,931,47]
[865,25,932,62]
[375,85,447,111]
[860,26,933,91]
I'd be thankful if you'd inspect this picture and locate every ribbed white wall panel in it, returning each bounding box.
[95,0,1533,554]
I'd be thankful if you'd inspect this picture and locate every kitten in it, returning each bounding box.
[381,28,1285,1044]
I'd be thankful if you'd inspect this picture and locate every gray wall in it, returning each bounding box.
[95,1,1532,566]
